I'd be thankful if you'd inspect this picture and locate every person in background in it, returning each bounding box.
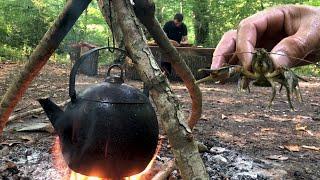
[163,13,188,46]
[161,13,188,75]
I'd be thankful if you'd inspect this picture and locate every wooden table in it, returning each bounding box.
[149,46,215,59]
[125,46,215,80]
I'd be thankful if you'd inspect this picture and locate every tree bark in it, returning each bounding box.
[97,0,126,62]
[133,0,202,129]
[0,0,92,134]
[113,0,209,179]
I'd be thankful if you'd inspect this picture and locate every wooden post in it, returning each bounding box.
[113,0,209,179]
[0,0,92,134]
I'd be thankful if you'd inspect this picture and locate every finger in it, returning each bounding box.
[270,17,320,68]
[211,30,237,69]
[236,8,286,70]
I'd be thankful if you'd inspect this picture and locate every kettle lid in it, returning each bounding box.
[77,82,148,104]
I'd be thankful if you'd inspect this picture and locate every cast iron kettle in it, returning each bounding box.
[38,58,159,179]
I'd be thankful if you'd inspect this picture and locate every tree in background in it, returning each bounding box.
[0,0,319,61]
[0,0,48,59]
[192,0,210,45]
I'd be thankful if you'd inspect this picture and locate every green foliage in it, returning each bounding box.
[0,0,49,49]
[294,65,320,77]
[0,0,319,77]
[0,44,25,61]
[0,0,110,61]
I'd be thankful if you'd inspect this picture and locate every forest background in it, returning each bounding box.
[0,0,319,75]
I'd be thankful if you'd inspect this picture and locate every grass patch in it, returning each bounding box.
[0,45,27,62]
[293,64,320,77]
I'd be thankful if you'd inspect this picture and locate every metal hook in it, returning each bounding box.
[107,38,115,53]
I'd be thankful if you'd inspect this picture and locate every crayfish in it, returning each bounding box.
[196,48,307,110]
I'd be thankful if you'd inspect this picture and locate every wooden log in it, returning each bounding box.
[0,0,92,134]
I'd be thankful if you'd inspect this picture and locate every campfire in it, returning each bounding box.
[52,137,160,180]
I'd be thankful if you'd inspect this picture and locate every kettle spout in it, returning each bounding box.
[38,98,64,127]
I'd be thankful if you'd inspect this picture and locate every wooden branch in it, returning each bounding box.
[0,0,92,134]
[8,100,69,122]
[113,0,209,179]
[133,0,202,129]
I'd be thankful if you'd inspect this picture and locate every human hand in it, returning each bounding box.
[211,5,320,71]
[169,40,180,47]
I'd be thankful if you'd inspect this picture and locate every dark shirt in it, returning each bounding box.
[163,20,187,43]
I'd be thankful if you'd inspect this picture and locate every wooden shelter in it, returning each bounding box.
[69,42,99,76]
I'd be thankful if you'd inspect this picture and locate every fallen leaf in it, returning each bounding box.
[302,145,320,151]
[20,135,35,143]
[311,103,320,107]
[295,124,307,131]
[295,124,314,136]
[221,114,228,120]
[306,130,314,136]
[261,128,273,132]
[199,116,209,121]
[16,123,54,133]
[284,145,300,152]
[267,155,288,161]
[296,115,313,121]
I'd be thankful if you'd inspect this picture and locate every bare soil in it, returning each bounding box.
[0,62,319,179]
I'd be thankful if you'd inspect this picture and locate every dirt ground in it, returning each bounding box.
[0,62,319,179]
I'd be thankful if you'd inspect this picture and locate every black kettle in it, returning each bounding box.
[38,55,159,179]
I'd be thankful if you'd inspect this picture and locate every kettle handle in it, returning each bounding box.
[69,46,126,103]
[106,64,124,81]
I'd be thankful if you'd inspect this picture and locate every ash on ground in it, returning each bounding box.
[202,146,287,180]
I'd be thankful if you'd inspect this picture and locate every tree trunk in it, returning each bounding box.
[97,0,126,62]
[113,0,209,179]
[193,0,210,45]
[0,0,91,134]
[133,0,202,129]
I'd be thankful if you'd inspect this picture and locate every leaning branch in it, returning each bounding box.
[0,0,92,134]
[133,0,202,129]
[113,0,209,179]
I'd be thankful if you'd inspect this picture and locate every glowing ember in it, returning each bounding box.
[69,157,154,180]
[52,137,161,180]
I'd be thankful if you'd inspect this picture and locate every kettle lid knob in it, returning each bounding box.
[105,64,124,84]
